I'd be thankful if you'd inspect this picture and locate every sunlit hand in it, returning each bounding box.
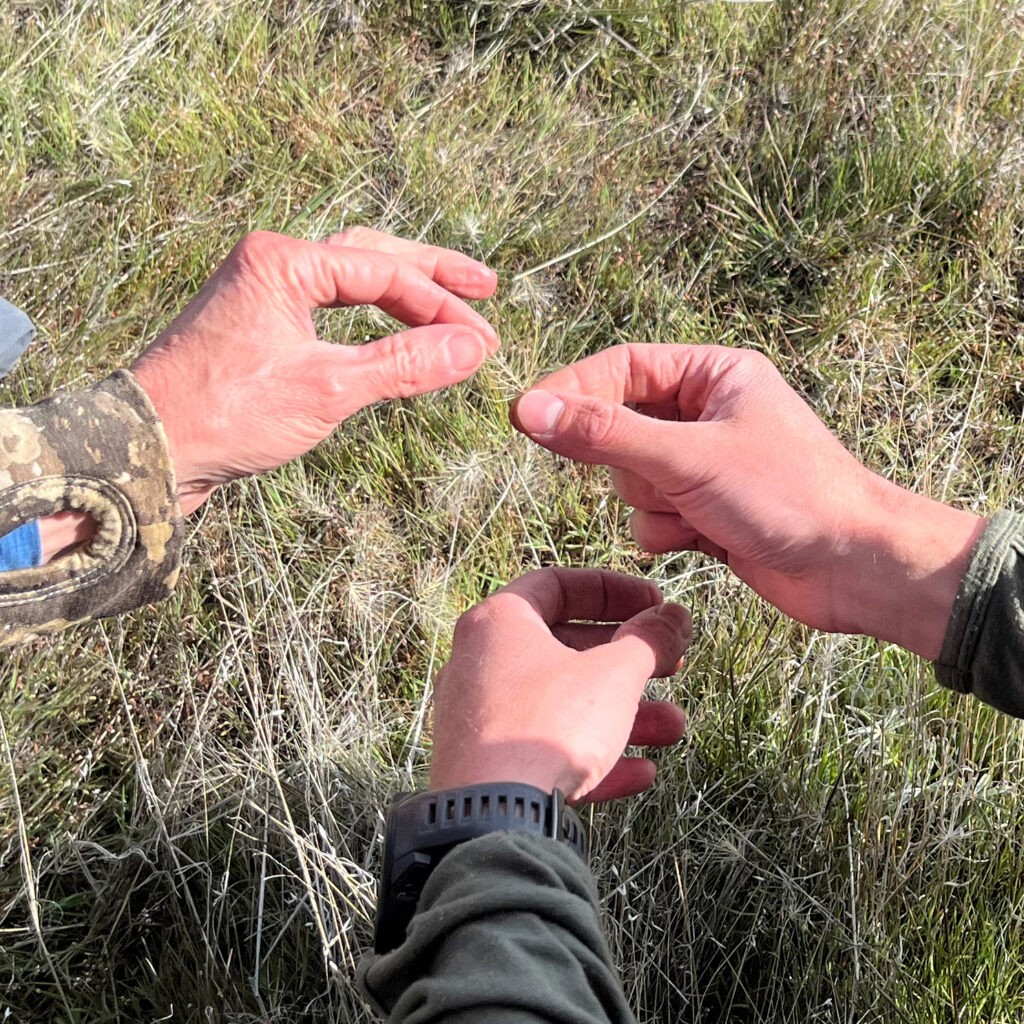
[512,344,986,660]
[430,567,691,803]
[132,228,499,514]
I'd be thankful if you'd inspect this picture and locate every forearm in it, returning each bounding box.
[834,473,1024,716]
[359,832,634,1024]
[842,477,987,659]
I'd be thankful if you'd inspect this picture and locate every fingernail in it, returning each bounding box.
[656,603,694,636]
[463,313,499,348]
[516,390,565,436]
[479,319,500,347]
[443,330,489,372]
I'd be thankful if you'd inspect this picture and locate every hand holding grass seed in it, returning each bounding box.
[430,567,691,804]
[132,227,499,515]
[512,344,986,661]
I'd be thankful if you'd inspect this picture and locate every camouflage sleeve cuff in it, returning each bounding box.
[934,511,1024,717]
[0,370,183,646]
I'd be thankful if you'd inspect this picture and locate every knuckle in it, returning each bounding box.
[518,567,557,587]
[657,602,692,641]
[577,401,620,448]
[231,230,275,272]
[677,605,694,637]
[454,601,501,640]
[335,225,370,248]
[481,592,523,619]
[432,664,452,701]
[373,336,420,396]
[733,347,775,383]
[311,373,347,417]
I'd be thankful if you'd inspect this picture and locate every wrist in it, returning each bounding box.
[430,746,576,798]
[843,476,986,658]
[38,511,97,563]
[131,356,213,515]
[374,782,587,954]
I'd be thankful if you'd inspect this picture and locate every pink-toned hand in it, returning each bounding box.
[132,228,498,514]
[512,344,986,660]
[430,567,691,803]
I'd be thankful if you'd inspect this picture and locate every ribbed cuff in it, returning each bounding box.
[935,512,1017,693]
[934,511,1024,716]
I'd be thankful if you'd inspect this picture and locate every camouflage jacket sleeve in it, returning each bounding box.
[0,370,183,647]
[934,511,1024,717]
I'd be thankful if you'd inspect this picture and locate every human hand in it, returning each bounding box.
[512,345,986,660]
[132,228,498,515]
[430,567,691,803]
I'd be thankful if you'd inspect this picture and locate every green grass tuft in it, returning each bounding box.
[4,1,1024,1020]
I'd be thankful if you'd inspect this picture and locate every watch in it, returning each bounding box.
[373,781,589,954]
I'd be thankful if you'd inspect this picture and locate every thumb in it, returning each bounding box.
[512,389,691,483]
[581,602,692,686]
[320,324,495,419]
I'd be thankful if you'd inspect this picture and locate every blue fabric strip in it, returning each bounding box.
[0,521,42,571]
[0,297,35,377]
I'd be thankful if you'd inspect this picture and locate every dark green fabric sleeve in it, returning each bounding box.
[358,831,636,1024]
[935,511,1024,717]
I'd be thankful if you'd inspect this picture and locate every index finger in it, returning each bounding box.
[269,235,499,345]
[525,343,748,421]
[495,567,663,626]
[323,226,498,299]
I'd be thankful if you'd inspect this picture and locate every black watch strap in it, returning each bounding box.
[373,782,588,954]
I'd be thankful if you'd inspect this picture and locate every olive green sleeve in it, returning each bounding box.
[358,831,635,1024]
[934,511,1024,717]
[0,370,183,646]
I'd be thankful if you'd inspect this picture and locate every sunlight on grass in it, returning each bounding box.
[3,1,1024,1020]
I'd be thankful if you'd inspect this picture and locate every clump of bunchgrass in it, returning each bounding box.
[5,1,1024,1021]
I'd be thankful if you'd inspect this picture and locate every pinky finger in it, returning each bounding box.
[580,757,657,803]
[628,700,686,747]
[629,509,729,562]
